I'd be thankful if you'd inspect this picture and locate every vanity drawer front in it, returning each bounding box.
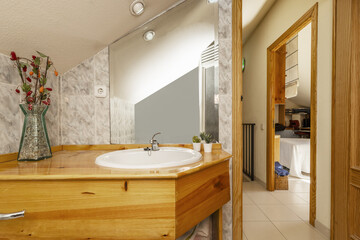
[0,180,176,240]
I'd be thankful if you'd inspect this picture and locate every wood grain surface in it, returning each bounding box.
[0,145,231,181]
[0,159,230,239]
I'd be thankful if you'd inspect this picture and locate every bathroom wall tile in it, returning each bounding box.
[0,83,21,153]
[0,53,20,85]
[62,59,94,96]
[95,96,110,144]
[95,68,110,87]
[218,1,232,239]
[110,97,135,144]
[61,95,95,145]
[219,0,232,39]
[219,94,232,153]
[46,93,60,147]
[93,47,109,74]
[60,47,110,145]
[219,39,232,95]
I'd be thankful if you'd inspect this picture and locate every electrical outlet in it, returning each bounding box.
[94,85,107,98]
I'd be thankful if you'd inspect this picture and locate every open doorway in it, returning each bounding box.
[266,4,318,226]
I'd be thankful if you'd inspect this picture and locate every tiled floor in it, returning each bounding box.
[243,178,328,240]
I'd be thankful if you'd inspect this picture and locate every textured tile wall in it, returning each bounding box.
[110,97,135,144]
[0,53,60,154]
[218,0,233,239]
[60,48,110,145]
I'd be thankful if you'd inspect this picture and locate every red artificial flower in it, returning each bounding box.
[45,88,52,91]
[47,98,51,105]
[28,104,33,111]
[32,55,36,60]
[30,62,35,67]
[26,77,31,83]
[27,97,34,103]
[15,89,20,94]
[22,66,27,72]
[26,91,32,96]
[42,101,49,105]
[10,51,17,61]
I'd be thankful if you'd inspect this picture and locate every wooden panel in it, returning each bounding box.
[274,45,286,104]
[309,4,318,227]
[232,0,243,239]
[348,1,360,238]
[0,149,231,181]
[350,0,360,169]
[266,48,276,191]
[349,184,360,239]
[0,180,176,240]
[212,208,223,240]
[175,161,230,238]
[331,0,352,238]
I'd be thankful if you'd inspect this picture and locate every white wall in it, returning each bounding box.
[110,0,216,104]
[243,0,332,230]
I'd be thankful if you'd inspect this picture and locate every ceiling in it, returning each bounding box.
[0,0,275,73]
[0,0,181,73]
[243,0,276,43]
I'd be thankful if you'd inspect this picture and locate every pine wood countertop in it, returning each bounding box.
[0,144,232,180]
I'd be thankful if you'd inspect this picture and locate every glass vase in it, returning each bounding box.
[17,104,52,161]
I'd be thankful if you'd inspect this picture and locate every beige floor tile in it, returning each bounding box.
[258,205,301,221]
[243,205,269,222]
[271,191,307,204]
[296,192,310,202]
[247,192,282,205]
[243,193,255,205]
[272,221,327,240]
[243,233,248,240]
[289,181,310,193]
[243,222,286,240]
[286,204,309,221]
[243,182,266,192]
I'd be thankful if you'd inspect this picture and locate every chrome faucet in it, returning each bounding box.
[150,132,161,151]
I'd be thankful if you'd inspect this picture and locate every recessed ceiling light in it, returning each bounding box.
[207,0,218,3]
[143,30,155,41]
[130,0,145,16]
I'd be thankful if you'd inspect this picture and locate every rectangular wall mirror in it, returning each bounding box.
[110,0,219,144]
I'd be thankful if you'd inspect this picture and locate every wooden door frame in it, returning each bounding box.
[331,0,360,239]
[266,3,318,226]
[232,0,242,239]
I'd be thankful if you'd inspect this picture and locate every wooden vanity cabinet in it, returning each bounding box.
[0,149,230,240]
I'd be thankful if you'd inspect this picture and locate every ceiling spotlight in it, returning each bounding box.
[130,0,145,16]
[207,0,218,3]
[143,30,155,41]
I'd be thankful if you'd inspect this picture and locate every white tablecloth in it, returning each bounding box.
[280,138,310,178]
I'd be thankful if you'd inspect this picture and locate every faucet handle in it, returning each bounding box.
[151,132,161,141]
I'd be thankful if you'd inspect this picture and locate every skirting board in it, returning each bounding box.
[254,177,266,188]
[315,219,330,239]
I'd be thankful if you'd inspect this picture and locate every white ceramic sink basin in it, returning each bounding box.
[95,147,202,169]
